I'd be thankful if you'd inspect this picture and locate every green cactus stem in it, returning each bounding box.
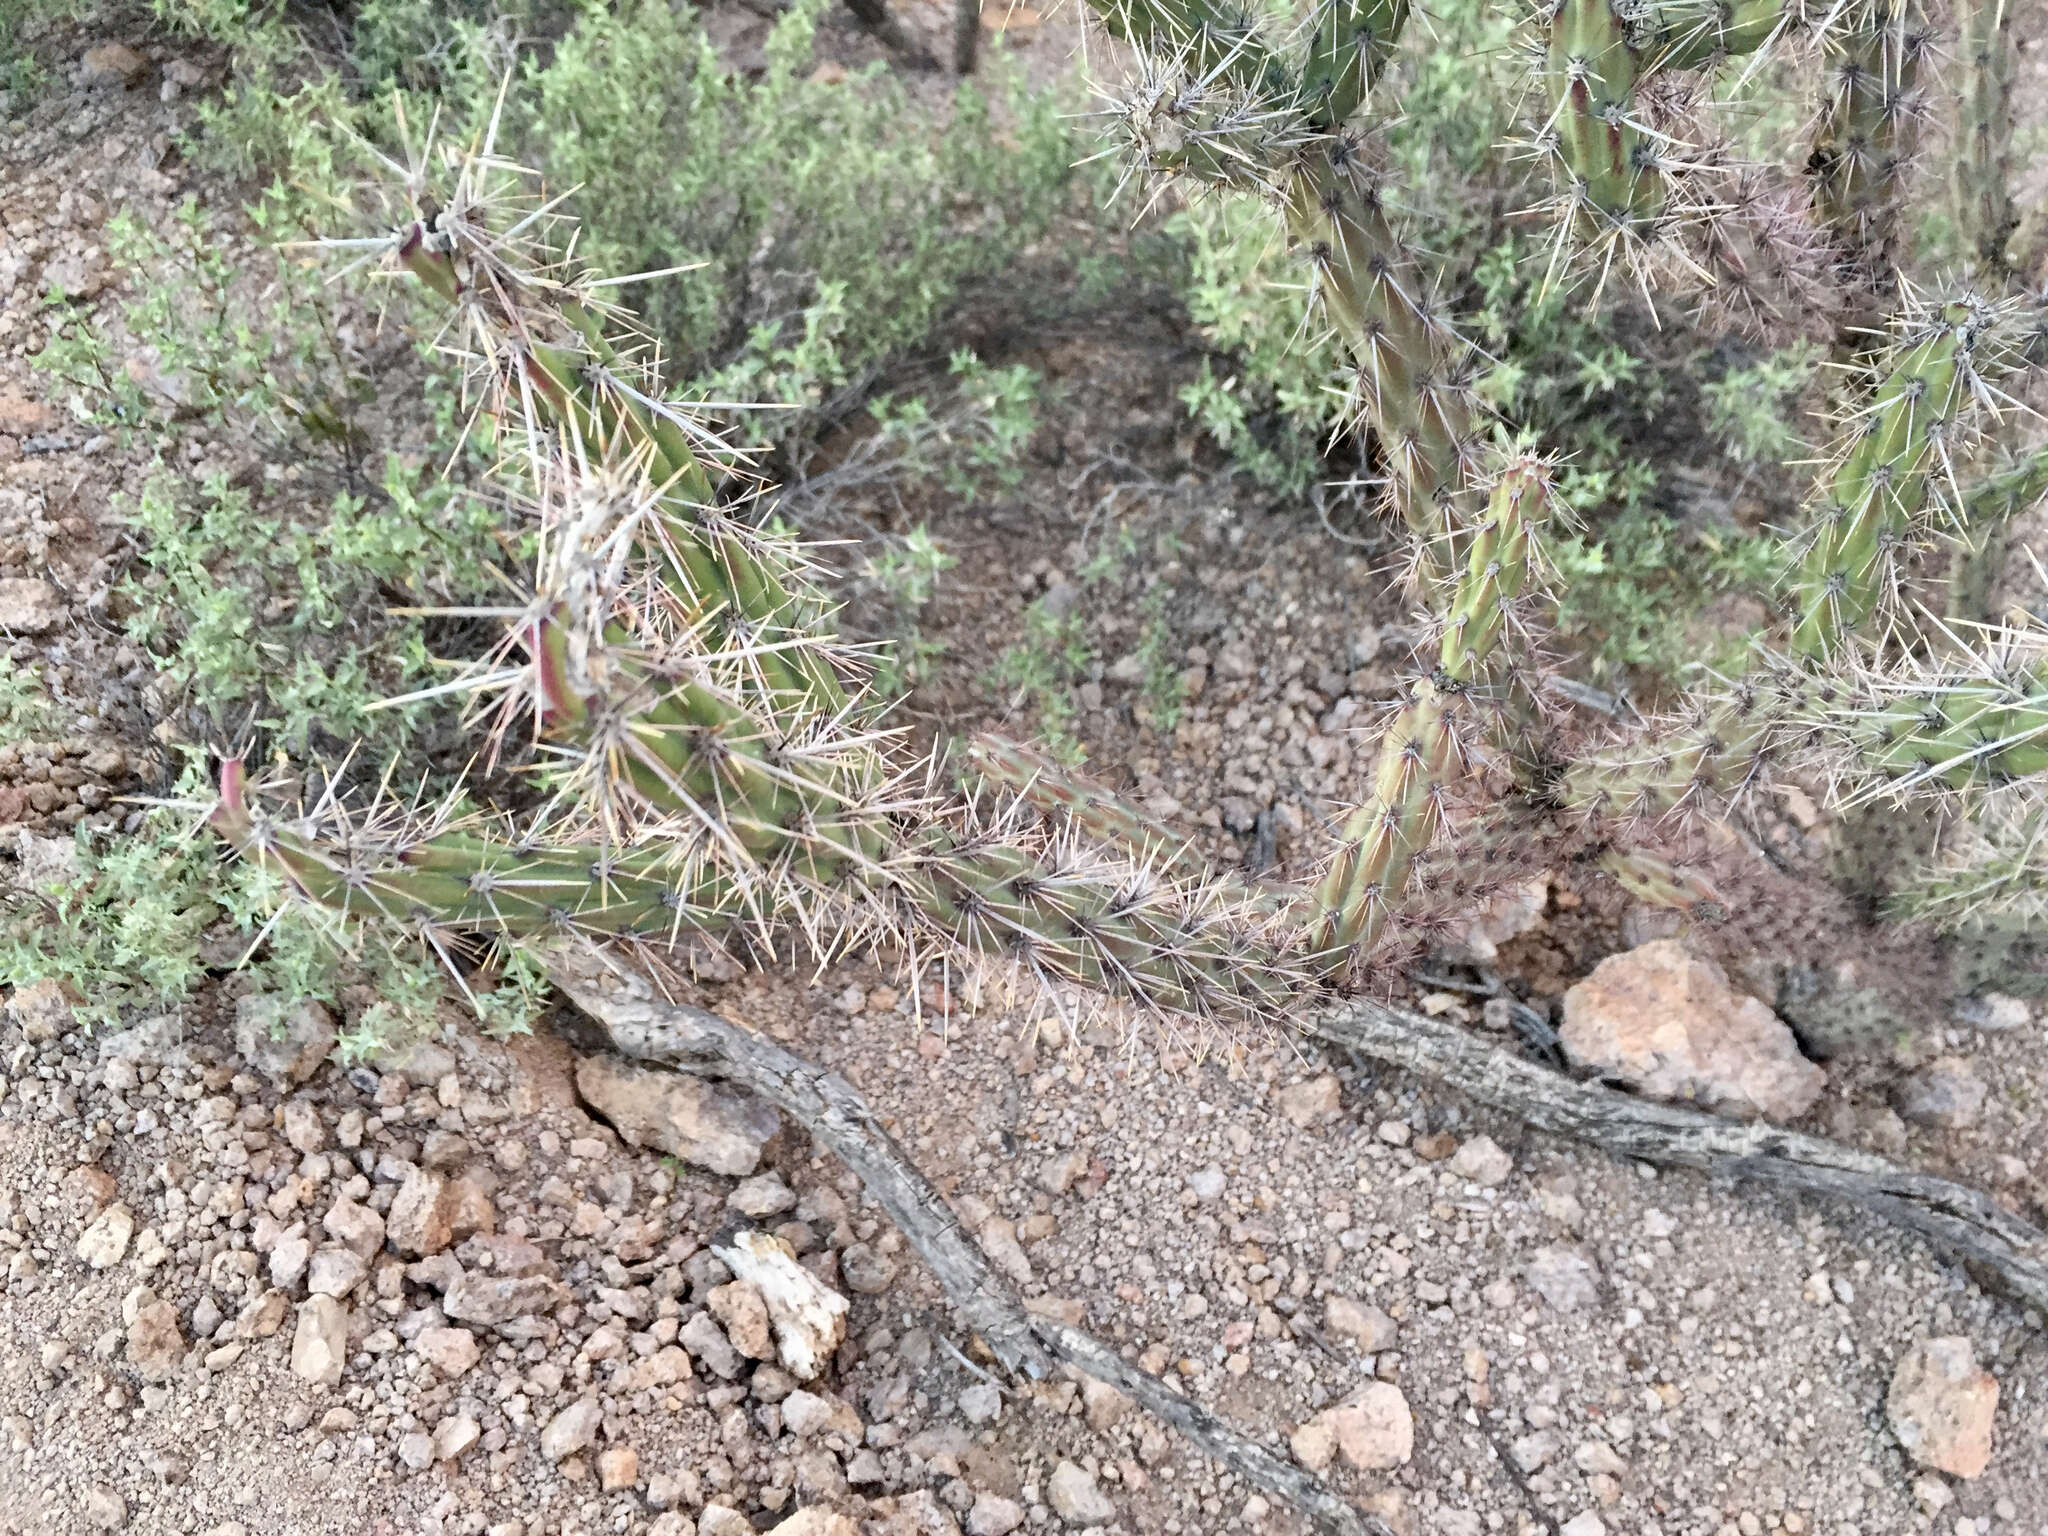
[1312,456,1552,971]
[1954,0,2015,270]
[1300,0,1411,130]
[1792,297,2005,658]
[1808,0,1928,273]
[1283,149,1480,581]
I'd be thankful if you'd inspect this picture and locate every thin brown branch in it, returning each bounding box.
[1309,999,2048,1315]
[546,944,1392,1536]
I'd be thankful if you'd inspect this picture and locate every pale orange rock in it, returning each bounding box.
[1888,1336,1998,1478]
[1561,940,1824,1121]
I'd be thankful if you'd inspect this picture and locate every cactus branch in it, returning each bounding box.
[1953,0,2017,272]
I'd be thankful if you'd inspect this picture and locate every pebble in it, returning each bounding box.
[307,1247,368,1298]
[1278,1073,1341,1128]
[707,1281,774,1360]
[1047,1460,1115,1525]
[958,1382,1003,1425]
[598,1444,640,1491]
[414,1325,481,1377]
[1187,1164,1226,1201]
[1525,1245,1602,1312]
[76,1202,134,1269]
[79,42,149,88]
[680,1312,743,1379]
[1449,1134,1513,1187]
[1325,1294,1397,1351]
[1887,1336,1998,1478]
[1322,1382,1414,1470]
[125,1292,184,1380]
[1559,1515,1606,1536]
[289,1296,349,1386]
[540,1397,603,1461]
[432,1414,480,1462]
[966,1494,1026,1536]
[83,1484,127,1530]
[1893,1058,1989,1131]
[728,1173,798,1217]
[839,1241,898,1294]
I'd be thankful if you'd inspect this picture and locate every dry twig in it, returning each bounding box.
[546,943,1393,1536]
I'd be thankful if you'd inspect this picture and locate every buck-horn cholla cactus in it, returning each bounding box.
[211,139,1357,1032]
[1080,0,2048,921]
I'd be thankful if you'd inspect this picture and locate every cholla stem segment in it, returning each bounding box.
[1313,457,1552,970]
[1792,295,2016,658]
[1954,0,2016,271]
[1808,0,1928,272]
[1285,149,1479,581]
[1300,0,1410,130]
[1531,0,1784,272]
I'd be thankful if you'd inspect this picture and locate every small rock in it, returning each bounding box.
[1510,1428,1562,1472]
[385,1167,454,1257]
[1291,1415,1336,1473]
[1188,1165,1227,1201]
[958,1382,1003,1425]
[397,1432,434,1471]
[432,1414,480,1462]
[1560,940,1824,1120]
[322,1197,384,1260]
[233,996,337,1086]
[540,1397,603,1462]
[1454,876,1550,963]
[1954,993,2030,1032]
[414,1326,480,1377]
[290,1296,349,1386]
[1448,1135,1513,1187]
[1279,1073,1341,1128]
[442,1272,567,1326]
[6,976,74,1041]
[281,1102,327,1155]
[1887,1336,1998,1478]
[977,1218,1033,1285]
[77,1203,135,1269]
[1573,1440,1625,1476]
[713,1229,847,1381]
[1559,1516,1606,1536]
[781,1388,861,1439]
[598,1445,640,1492]
[1893,1058,1989,1131]
[966,1494,1025,1536]
[679,1312,743,1379]
[707,1281,774,1361]
[269,1234,312,1293]
[1525,1246,1602,1312]
[126,1295,183,1380]
[1047,1461,1114,1525]
[768,1514,858,1536]
[576,1054,779,1176]
[307,1247,368,1298]
[236,1290,289,1339]
[83,1485,127,1530]
[1317,1382,1414,1470]
[728,1173,798,1218]
[699,1510,753,1536]
[1082,1378,1130,1432]
[0,580,65,637]
[1324,1294,1397,1351]
[80,42,150,87]
[839,1241,897,1294]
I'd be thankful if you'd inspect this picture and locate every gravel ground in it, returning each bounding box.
[3,11,2048,1536]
